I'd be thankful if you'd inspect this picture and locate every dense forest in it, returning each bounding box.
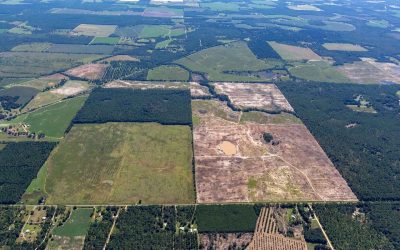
[74,88,192,125]
[279,82,400,201]
[313,204,395,250]
[0,142,57,204]
[107,206,197,249]
[84,208,115,250]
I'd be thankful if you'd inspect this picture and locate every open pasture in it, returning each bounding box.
[322,43,367,52]
[176,41,281,81]
[0,52,102,78]
[11,42,52,52]
[105,80,188,89]
[42,122,195,205]
[193,101,357,203]
[7,76,67,91]
[3,96,87,139]
[46,44,114,54]
[90,36,120,45]
[71,24,117,37]
[268,42,322,61]
[142,7,184,18]
[147,65,189,81]
[288,61,350,83]
[213,82,294,112]
[65,64,108,80]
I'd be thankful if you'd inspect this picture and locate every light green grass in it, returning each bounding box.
[6,78,63,90]
[201,2,241,11]
[176,41,282,81]
[240,111,302,125]
[2,96,87,139]
[11,43,52,52]
[139,25,185,39]
[288,61,351,83]
[147,65,189,81]
[90,37,120,45]
[155,39,174,49]
[43,123,195,205]
[52,208,92,237]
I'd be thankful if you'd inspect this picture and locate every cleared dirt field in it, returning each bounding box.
[322,43,367,51]
[268,41,322,61]
[336,57,400,84]
[199,233,253,250]
[65,64,108,80]
[193,101,357,203]
[213,82,294,112]
[104,80,188,89]
[247,233,307,250]
[98,55,138,63]
[190,82,211,97]
[71,24,117,37]
[43,123,195,205]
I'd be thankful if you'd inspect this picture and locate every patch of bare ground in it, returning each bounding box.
[50,80,90,96]
[98,55,139,63]
[104,80,188,89]
[336,57,400,84]
[41,73,69,80]
[199,233,253,250]
[190,82,211,97]
[213,82,294,112]
[194,101,356,203]
[65,63,108,80]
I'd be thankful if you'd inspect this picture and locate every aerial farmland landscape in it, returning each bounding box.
[0,0,400,249]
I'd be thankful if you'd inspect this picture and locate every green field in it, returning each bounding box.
[147,65,189,81]
[90,37,120,45]
[196,205,258,232]
[2,96,87,139]
[11,42,52,52]
[155,39,174,49]
[201,2,241,11]
[52,208,93,237]
[0,52,102,78]
[140,25,185,39]
[176,41,281,81]
[288,61,351,83]
[38,123,194,205]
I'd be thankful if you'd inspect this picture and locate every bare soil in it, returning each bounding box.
[65,64,108,80]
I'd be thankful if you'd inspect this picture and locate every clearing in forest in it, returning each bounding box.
[65,64,108,80]
[71,24,117,37]
[322,43,367,52]
[193,99,357,203]
[268,41,322,61]
[213,82,294,112]
[36,122,195,205]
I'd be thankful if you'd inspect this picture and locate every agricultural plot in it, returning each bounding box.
[199,233,253,250]
[98,55,138,63]
[23,81,90,111]
[71,24,117,37]
[176,41,281,81]
[65,64,108,80]
[115,25,185,39]
[268,42,322,61]
[0,52,102,78]
[0,86,39,107]
[2,96,87,139]
[48,208,93,250]
[11,43,52,52]
[74,88,192,125]
[336,58,400,84]
[193,100,357,203]
[213,82,294,112]
[322,43,367,52]
[41,123,195,205]
[142,7,184,18]
[7,76,68,91]
[288,61,350,83]
[90,37,120,45]
[147,65,189,81]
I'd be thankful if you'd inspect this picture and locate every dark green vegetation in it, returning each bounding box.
[262,132,273,143]
[196,205,258,233]
[84,208,115,250]
[74,88,192,125]
[0,142,56,204]
[0,86,38,111]
[279,83,400,201]
[0,206,24,246]
[314,204,397,250]
[108,206,197,249]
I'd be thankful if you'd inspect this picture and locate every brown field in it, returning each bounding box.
[65,63,108,80]
[98,55,139,63]
[268,41,322,61]
[71,24,117,37]
[193,101,357,203]
[199,233,253,250]
[322,43,368,51]
[247,233,307,250]
[336,57,400,84]
[104,80,188,89]
[190,82,211,97]
[213,82,294,112]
